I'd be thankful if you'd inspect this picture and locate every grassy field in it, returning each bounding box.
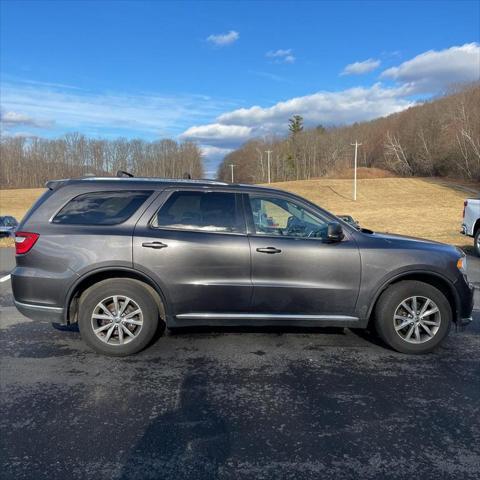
[0,188,46,218]
[260,177,478,250]
[0,188,45,247]
[0,178,477,250]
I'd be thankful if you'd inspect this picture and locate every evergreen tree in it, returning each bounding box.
[288,115,304,136]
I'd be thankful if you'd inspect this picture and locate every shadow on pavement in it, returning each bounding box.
[118,359,230,480]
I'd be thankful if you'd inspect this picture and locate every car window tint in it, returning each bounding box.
[249,195,327,238]
[152,191,244,233]
[53,191,152,225]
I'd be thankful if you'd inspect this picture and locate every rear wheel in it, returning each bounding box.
[374,280,451,354]
[474,228,480,257]
[78,278,160,356]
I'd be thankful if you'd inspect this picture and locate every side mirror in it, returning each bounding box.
[327,222,345,243]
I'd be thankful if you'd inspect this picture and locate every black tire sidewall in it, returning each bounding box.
[474,230,480,257]
[78,279,159,356]
[374,281,452,354]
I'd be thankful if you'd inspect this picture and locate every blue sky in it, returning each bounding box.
[1,0,479,175]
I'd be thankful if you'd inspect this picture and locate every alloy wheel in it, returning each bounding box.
[90,295,143,346]
[393,296,441,344]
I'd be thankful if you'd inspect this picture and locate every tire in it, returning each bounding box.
[78,278,160,356]
[474,228,480,257]
[374,280,451,354]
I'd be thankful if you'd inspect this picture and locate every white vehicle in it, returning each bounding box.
[461,198,480,256]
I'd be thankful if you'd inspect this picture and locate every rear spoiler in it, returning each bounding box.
[45,179,69,191]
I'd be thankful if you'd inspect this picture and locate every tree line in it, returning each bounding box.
[0,134,204,188]
[217,84,480,183]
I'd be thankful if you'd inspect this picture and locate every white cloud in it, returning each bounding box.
[207,30,239,47]
[217,84,412,130]
[341,58,381,76]
[381,43,480,93]
[0,81,234,138]
[0,110,53,128]
[200,145,233,157]
[180,123,252,145]
[266,49,296,64]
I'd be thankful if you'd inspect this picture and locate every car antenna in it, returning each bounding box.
[116,170,134,178]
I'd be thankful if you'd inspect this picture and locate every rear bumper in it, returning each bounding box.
[11,266,76,324]
[14,300,65,323]
[460,224,473,237]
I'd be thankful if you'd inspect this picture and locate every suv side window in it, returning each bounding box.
[53,191,152,225]
[151,191,244,233]
[249,195,328,239]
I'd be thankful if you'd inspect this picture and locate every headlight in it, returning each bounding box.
[457,255,467,275]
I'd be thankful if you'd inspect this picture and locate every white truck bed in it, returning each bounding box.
[461,198,480,255]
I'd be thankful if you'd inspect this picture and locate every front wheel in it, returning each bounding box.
[374,280,451,354]
[78,278,160,356]
[474,229,480,257]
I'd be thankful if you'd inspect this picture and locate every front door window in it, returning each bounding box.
[249,196,327,239]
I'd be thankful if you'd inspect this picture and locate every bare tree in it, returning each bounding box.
[0,134,204,188]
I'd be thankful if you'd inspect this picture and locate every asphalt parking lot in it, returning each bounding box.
[1,249,479,480]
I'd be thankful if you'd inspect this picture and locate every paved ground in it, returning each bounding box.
[1,249,479,480]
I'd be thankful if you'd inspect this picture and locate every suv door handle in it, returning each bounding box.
[256,247,282,254]
[142,241,168,249]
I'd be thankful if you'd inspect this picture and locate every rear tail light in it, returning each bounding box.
[15,232,39,255]
[463,200,468,218]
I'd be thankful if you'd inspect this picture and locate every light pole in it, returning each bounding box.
[229,163,236,183]
[265,150,272,183]
[350,141,362,201]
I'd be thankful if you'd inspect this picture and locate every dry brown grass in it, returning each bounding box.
[261,177,478,250]
[0,188,45,218]
[0,179,478,250]
[324,167,398,179]
[0,188,45,247]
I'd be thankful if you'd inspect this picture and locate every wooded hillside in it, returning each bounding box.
[0,135,203,188]
[217,84,480,183]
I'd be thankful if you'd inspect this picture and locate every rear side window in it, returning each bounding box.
[151,191,244,233]
[53,191,152,225]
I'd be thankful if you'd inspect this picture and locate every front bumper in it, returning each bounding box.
[14,300,65,323]
[453,275,475,325]
[458,316,473,327]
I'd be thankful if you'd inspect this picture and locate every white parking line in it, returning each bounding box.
[0,274,11,283]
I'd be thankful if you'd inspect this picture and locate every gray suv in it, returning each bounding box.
[12,176,474,356]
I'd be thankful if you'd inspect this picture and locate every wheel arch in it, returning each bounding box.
[474,219,480,235]
[367,271,459,325]
[65,267,169,325]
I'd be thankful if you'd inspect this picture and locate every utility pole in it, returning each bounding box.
[229,164,236,183]
[350,141,362,201]
[265,150,272,183]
